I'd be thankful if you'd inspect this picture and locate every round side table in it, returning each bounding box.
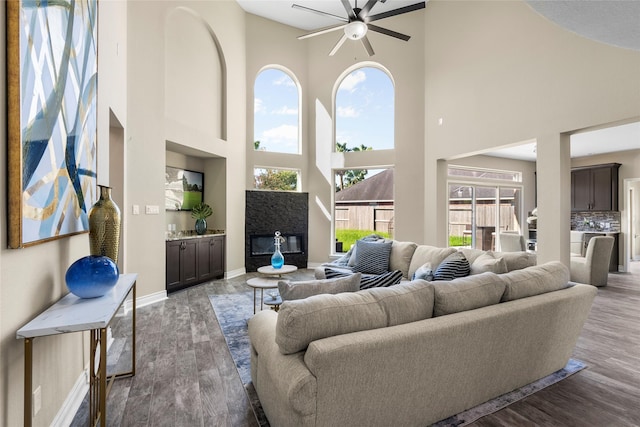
[247,265,297,313]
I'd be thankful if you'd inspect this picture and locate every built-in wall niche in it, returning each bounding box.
[165,149,227,237]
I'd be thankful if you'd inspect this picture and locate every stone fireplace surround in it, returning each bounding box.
[245,190,308,272]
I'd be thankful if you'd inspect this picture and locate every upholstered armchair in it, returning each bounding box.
[570,236,615,287]
[499,232,526,252]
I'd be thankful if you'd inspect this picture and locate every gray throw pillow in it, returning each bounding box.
[352,240,392,275]
[278,273,362,301]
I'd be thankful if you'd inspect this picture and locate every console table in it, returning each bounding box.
[17,273,137,427]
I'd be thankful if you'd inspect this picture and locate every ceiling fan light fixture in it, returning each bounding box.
[344,21,367,40]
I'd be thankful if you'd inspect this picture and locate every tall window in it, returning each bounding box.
[333,66,395,253]
[335,67,394,151]
[254,68,300,154]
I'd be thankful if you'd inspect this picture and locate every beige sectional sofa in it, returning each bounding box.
[248,260,596,427]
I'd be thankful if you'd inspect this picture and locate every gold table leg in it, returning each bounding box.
[24,338,33,427]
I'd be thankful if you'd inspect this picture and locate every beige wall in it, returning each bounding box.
[423,0,640,267]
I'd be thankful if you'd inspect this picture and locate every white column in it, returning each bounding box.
[536,133,571,266]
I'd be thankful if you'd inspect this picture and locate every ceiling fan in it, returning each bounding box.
[293,0,425,56]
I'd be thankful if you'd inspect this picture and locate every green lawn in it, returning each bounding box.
[182,192,203,210]
[336,229,390,252]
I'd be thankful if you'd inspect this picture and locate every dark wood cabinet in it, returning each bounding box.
[197,236,225,281]
[571,163,620,211]
[166,235,225,292]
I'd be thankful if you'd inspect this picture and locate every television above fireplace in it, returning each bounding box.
[165,166,204,211]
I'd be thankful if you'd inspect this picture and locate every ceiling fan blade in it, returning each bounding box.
[366,2,425,22]
[367,23,411,41]
[329,34,349,56]
[298,23,348,40]
[361,35,375,56]
[292,4,349,23]
[340,0,357,20]
[358,0,379,19]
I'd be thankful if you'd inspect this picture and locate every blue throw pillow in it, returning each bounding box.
[352,240,392,275]
[412,262,434,281]
[433,252,470,281]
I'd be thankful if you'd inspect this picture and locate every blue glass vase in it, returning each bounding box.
[65,255,119,298]
[195,218,207,235]
[271,248,284,269]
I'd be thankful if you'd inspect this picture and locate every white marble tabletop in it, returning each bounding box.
[257,265,297,275]
[16,273,138,339]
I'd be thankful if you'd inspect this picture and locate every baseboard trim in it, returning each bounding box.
[51,368,89,427]
[226,268,246,279]
[122,290,167,314]
[306,262,323,268]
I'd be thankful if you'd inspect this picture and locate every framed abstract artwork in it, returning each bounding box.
[7,0,98,248]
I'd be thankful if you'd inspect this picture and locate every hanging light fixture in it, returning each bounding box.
[344,21,367,40]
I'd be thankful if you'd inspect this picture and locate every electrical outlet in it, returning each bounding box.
[33,385,42,416]
[145,205,159,215]
[132,204,140,215]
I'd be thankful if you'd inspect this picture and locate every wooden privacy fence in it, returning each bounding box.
[336,205,394,235]
[449,203,520,237]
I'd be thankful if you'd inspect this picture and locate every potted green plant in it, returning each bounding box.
[191,202,213,235]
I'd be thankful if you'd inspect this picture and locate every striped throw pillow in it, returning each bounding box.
[359,270,403,289]
[352,240,392,275]
[433,252,470,281]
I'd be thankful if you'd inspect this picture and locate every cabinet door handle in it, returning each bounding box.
[210,240,215,246]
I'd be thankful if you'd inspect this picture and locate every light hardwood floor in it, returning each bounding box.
[71,264,640,426]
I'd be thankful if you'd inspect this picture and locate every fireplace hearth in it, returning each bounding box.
[245,191,308,272]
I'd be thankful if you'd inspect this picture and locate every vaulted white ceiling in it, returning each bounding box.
[237,0,640,161]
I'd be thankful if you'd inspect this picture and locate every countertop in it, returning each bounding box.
[166,230,225,241]
[570,230,619,234]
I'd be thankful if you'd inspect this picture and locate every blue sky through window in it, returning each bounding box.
[253,66,394,154]
[254,68,299,153]
[336,67,394,151]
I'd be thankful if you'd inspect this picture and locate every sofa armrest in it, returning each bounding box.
[248,311,318,423]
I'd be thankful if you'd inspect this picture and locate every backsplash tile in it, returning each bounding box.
[571,211,621,232]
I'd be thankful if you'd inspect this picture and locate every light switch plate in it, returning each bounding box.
[145,205,159,215]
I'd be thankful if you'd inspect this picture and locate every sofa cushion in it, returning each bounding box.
[278,273,362,301]
[389,241,418,278]
[367,280,435,326]
[275,279,436,354]
[412,262,434,281]
[493,251,537,271]
[408,246,457,280]
[433,272,506,316]
[353,240,393,275]
[433,252,470,281]
[500,261,570,302]
[276,291,388,354]
[470,252,508,275]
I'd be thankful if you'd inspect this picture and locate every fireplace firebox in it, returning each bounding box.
[245,191,308,272]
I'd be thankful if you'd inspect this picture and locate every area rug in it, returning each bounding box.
[209,292,586,427]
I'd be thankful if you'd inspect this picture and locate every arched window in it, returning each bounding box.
[254,68,300,154]
[335,67,394,151]
[333,66,395,252]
